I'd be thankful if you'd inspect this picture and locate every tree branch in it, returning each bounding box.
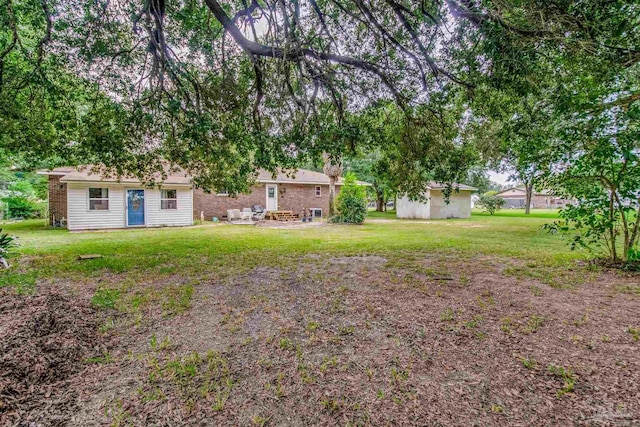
[203,0,407,107]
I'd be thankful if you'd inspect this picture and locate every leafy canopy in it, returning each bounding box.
[0,0,638,194]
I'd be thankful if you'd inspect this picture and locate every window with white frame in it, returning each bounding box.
[88,188,109,210]
[310,208,322,218]
[161,189,178,209]
[217,189,229,196]
[315,186,321,196]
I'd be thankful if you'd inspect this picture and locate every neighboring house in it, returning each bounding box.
[396,183,477,220]
[495,187,571,209]
[38,166,359,231]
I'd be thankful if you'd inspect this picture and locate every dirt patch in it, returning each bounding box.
[0,288,108,426]
[5,255,640,426]
[75,255,639,426]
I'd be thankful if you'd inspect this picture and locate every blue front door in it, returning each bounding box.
[127,189,145,226]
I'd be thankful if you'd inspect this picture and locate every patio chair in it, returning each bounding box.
[252,205,266,221]
[241,208,253,221]
[227,209,242,222]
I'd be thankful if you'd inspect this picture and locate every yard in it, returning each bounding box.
[1,211,639,426]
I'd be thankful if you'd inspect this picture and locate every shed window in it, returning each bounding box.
[315,186,321,196]
[88,188,109,210]
[310,208,322,218]
[161,189,178,209]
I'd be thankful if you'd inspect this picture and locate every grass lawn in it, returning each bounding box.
[1,213,639,425]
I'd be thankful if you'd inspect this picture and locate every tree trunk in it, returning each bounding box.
[376,195,384,212]
[323,154,342,217]
[609,190,618,261]
[328,175,336,216]
[525,180,534,214]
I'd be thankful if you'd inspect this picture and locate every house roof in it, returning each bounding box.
[38,166,371,187]
[256,169,370,186]
[37,166,78,176]
[495,187,554,197]
[38,166,192,186]
[428,182,477,191]
[494,187,526,196]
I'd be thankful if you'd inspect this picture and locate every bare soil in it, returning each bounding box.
[3,255,640,426]
[0,288,110,427]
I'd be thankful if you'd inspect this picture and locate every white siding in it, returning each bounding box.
[396,190,431,219]
[66,184,193,230]
[430,190,472,219]
[396,189,473,220]
[67,183,126,231]
[146,188,193,227]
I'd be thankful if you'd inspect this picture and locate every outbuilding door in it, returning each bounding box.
[266,185,278,211]
[127,189,145,226]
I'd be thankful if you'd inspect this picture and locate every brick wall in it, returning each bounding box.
[276,183,332,217]
[193,183,335,220]
[48,175,68,226]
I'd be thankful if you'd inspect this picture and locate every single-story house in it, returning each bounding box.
[495,187,572,209]
[396,183,477,220]
[39,166,194,231]
[38,166,357,231]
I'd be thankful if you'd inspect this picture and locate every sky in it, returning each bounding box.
[488,170,511,185]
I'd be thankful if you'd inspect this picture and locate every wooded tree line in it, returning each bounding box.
[1,0,638,260]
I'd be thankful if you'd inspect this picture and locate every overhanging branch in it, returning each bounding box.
[203,0,407,107]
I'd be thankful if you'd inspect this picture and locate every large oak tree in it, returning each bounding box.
[1,0,638,193]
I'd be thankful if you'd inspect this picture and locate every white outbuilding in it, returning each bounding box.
[396,183,477,220]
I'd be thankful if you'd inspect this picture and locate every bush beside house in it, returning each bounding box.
[331,173,368,224]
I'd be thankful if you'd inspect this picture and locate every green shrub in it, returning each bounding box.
[1,178,47,219]
[2,196,43,219]
[331,173,367,224]
[0,228,16,269]
[627,247,640,263]
[477,194,506,215]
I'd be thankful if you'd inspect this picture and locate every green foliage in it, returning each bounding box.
[0,0,638,205]
[2,196,44,219]
[519,356,537,370]
[1,174,47,219]
[331,173,367,224]
[476,194,506,215]
[542,78,640,263]
[0,228,16,269]
[547,364,576,397]
[464,167,502,195]
[344,151,394,211]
